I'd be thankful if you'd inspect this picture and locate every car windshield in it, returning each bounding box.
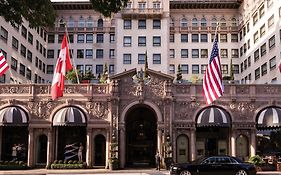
[190,157,207,164]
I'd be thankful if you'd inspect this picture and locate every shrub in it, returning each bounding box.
[68,160,73,164]
[248,155,265,166]
[53,160,58,164]
[58,160,63,164]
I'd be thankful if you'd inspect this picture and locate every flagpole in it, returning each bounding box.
[64,22,80,84]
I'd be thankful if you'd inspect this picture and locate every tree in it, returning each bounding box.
[176,64,182,81]
[90,0,129,17]
[0,0,56,28]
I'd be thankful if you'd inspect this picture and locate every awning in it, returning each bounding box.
[197,107,231,127]
[0,107,28,126]
[257,107,281,128]
[53,107,86,126]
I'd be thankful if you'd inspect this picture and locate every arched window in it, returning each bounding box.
[78,16,85,28]
[201,18,207,27]
[220,18,226,27]
[231,18,237,27]
[211,17,217,29]
[170,18,174,27]
[86,16,93,28]
[192,18,198,27]
[68,16,74,28]
[59,17,65,28]
[181,18,188,27]
[97,18,104,29]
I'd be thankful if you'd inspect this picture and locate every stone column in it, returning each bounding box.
[157,128,162,153]
[106,130,110,168]
[190,129,196,161]
[250,129,256,157]
[86,128,93,167]
[46,128,53,167]
[27,128,34,167]
[119,124,125,168]
[231,130,236,157]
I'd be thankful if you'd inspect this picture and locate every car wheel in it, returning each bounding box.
[235,169,248,175]
[180,170,192,175]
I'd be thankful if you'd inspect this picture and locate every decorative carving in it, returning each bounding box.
[1,86,29,94]
[27,101,53,119]
[175,85,190,94]
[86,102,108,119]
[35,86,49,94]
[93,85,108,94]
[236,86,250,94]
[65,86,88,94]
[174,101,199,120]
[147,77,165,97]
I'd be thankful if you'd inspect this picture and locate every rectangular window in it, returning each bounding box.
[255,67,260,80]
[269,35,275,49]
[231,49,239,58]
[138,54,145,64]
[58,34,63,43]
[260,24,266,37]
[170,34,174,42]
[20,44,26,57]
[138,19,146,29]
[12,37,18,50]
[201,49,208,58]
[233,65,239,74]
[28,32,33,44]
[192,49,199,58]
[138,36,146,46]
[254,49,259,62]
[200,34,208,42]
[109,49,115,59]
[85,65,93,72]
[96,33,104,43]
[153,19,161,29]
[260,43,266,57]
[19,63,25,76]
[192,65,199,74]
[247,39,250,49]
[86,34,93,43]
[169,64,175,74]
[268,15,274,28]
[269,56,276,70]
[222,65,228,74]
[254,31,259,43]
[124,19,132,29]
[0,27,8,42]
[248,56,251,67]
[123,36,132,47]
[231,34,238,42]
[240,62,244,73]
[153,36,161,46]
[259,4,265,18]
[192,34,199,42]
[181,64,188,74]
[77,34,84,43]
[181,49,188,58]
[109,64,114,74]
[76,65,84,74]
[153,54,161,64]
[77,49,84,59]
[181,34,188,42]
[96,65,103,74]
[26,68,31,80]
[47,65,54,74]
[201,65,207,74]
[27,50,32,62]
[110,33,115,43]
[240,47,243,57]
[170,49,175,58]
[48,34,54,43]
[220,34,227,42]
[261,63,267,76]
[96,49,103,59]
[85,49,93,58]
[253,12,258,26]
[68,34,74,43]
[35,57,39,68]
[220,49,228,58]
[47,50,54,59]
[123,54,131,64]
[11,57,17,71]
[21,26,27,38]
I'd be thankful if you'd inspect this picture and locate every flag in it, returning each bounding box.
[279,58,281,73]
[0,50,9,76]
[202,34,224,105]
[51,33,72,100]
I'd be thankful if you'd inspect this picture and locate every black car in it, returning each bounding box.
[170,155,256,175]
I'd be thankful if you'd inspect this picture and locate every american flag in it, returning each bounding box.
[0,50,9,76]
[202,34,224,105]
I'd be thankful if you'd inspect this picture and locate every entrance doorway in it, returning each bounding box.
[125,105,157,167]
[94,134,106,166]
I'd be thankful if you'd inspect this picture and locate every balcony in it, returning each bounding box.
[121,8,163,19]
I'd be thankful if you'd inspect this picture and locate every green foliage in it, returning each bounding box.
[176,64,182,81]
[50,160,86,169]
[0,0,56,28]
[100,63,108,83]
[0,161,28,170]
[66,69,81,83]
[90,0,129,17]
[248,155,265,166]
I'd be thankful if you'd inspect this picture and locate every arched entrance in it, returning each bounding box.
[196,106,231,158]
[125,105,157,167]
[36,134,47,164]
[94,134,106,166]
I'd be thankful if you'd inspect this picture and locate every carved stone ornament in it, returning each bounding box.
[27,101,53,119]
[86,102,108,119]
[1,86,29,94]
[175,101,199,120]
[146,77,165,98]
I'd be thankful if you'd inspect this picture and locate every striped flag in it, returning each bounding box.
[202,34,224,105]
[0,50,9,76]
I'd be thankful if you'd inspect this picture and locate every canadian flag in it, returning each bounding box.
[279,59,281,73]
[51,33,72,100]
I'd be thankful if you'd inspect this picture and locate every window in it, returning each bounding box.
[260,43,266,57]
[12,37,18,50]
[181,18,188,27]
[192,34,199,42]
[253,13,258,26]
[201,34,208,42]
[19,63,25,76]
[243,43,247,53]
[240,47,243,57]
[170,34,175,42]
[78,16,85,28]
[110,33,115,43]
[47,34,54,43]
[240,62,244,73]
[153,36,161,46]
[222,65,228,74]
[181,64,188,74]
[192,18,198,28]
[255,67,260,80]
[254,49,259,62]
[231,34,238,43]
[27,50,32,62]
[0,27,8,42]
[47,65,54,74]
[123,36,132,47]
[109,65,115,74]
[269,35,275,49]
[201,65,207,74]
[169,64,175,74]
[244,59,248,70]
[153,54,161,64]
[254,31,259,43]
[85,49,93,58]
[58,34,63,43]
[28,32,33,44]
[268,15,274,28]
[153,19,161,29]
[109,49,115,59]
[26,68,31,80]
[21,26,27,38]
[86,16,93,28]
[138,2,146,10]
[96,33,104,43]
[181,49,188,58]
[138,19,146,29]
[39,60,42,70]
[220,34,227,42]
[259,4,265,18]
[201,18,207,27]
[181,34,188,42]
[11,57,17,71]
[247,39,250,49]
[85,65,93,72]
[86,34,93,43]
[97,19,103,29]
[96,49,103,58]
[247,56,251,67]
[138,36,146,46]
[124,19,132,29]
[192,65,199,74]
[77,49,84,59]
[231,49,239,58]
[192,49,199,58]
[153,2,161,9]
[233,65,239,74]
[138,54,145,64]
[123,54,131,64]
[269,56,276,70]
[260,24,266,37]
[261,63,267,76]
[201,49,208,58]
[169,49,175,58]
[96,65,103,74]
[77,34,84,43]
[20,44,26,57]
[35,57,39,67]
[220,49,228,58]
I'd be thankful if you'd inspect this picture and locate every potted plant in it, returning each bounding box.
[248,155,264,171]
[66,69,80,83]
[81,70,95,83]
